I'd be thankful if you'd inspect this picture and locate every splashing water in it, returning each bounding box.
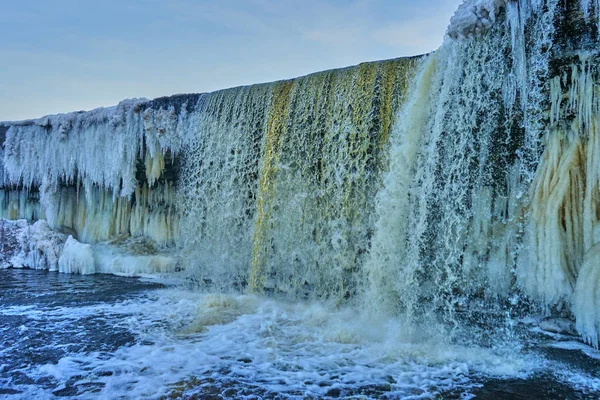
[2,269,600,399]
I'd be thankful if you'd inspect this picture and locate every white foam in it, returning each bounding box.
[554,367,600,395]
[13,289,540,399]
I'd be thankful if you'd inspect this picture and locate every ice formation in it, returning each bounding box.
[59,235,96,274]
[6,219,67,271]
[1,98,182,247]
[0,218,180,275]
[0,189,42,221]
[574,243,600,347]
[2,0,600,349]
[447,0,507,39]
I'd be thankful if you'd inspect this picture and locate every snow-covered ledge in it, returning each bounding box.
[0,218,181,276]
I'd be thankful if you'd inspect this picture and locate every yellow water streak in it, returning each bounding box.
[249,80,294,292]
[247,58,418,297]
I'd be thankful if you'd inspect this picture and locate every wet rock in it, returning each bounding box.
[325,387,342,397]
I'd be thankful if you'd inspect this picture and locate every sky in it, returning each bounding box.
[0,0,462,121]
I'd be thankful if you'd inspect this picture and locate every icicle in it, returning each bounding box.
[518,132,585,306]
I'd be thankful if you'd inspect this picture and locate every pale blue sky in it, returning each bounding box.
[0,0,462,121]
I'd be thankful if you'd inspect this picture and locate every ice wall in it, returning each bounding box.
[0,218,180,275]
[0,99,182,247]
[59,235,95,274]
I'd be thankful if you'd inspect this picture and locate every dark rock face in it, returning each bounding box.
[550,0,600,80]
[0,125,8,148]
[554,0,599,54]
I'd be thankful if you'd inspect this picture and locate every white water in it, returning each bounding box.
[365,0,561,330]
[1,287,544,399]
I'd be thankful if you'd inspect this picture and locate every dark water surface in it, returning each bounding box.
[0,269,164,397]
[1,268,600,399]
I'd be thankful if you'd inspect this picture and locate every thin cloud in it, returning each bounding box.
[0,0,464,120]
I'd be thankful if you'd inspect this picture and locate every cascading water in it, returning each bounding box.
[365,0,560,330]
[2,0,600,397]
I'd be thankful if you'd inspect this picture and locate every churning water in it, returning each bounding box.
[1,268,599,399]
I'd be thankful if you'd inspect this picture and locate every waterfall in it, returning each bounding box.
[176,59,419,294]
[2,0,600,349]
[365,0,560,329]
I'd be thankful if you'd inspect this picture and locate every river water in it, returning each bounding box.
[1,268,599,399]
